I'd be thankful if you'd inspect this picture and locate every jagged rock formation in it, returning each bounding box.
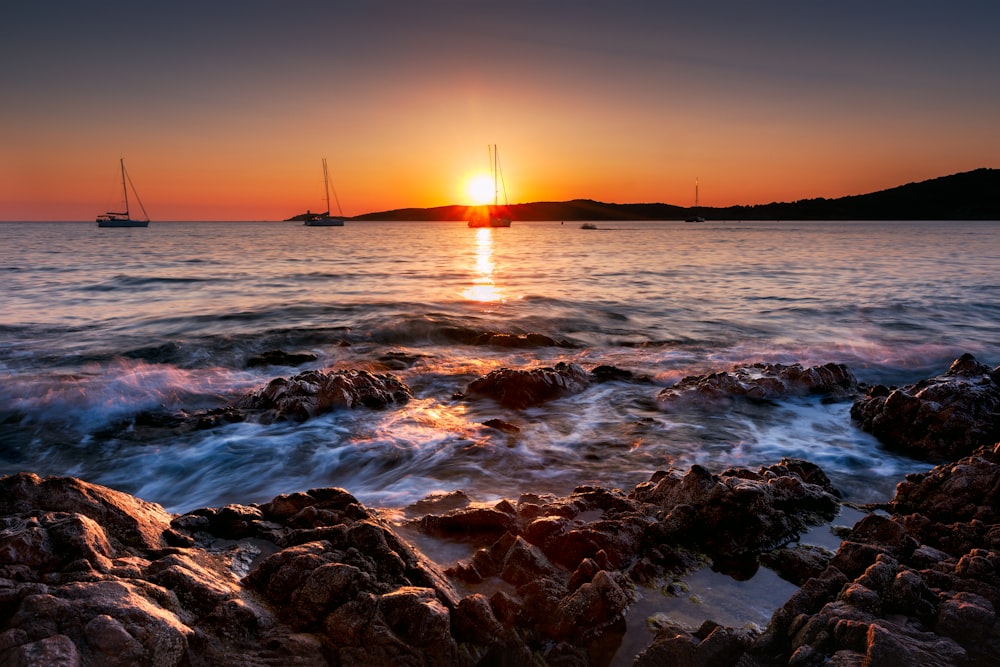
[851,353,1000,460]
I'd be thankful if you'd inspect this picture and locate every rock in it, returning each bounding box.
[482,418,521,433]
[405,490,472,517]
[890,443,1000,528]
[417,504,517,536]
[464,362,592,409]
[470,331,564,348]
[851,354,1000,460]
[415,460,846,659]
[633,459,841,562]
[438,326,574,348]
[589,365,652,383]
[634,621,756,667]
[376,350,427,370]
[451,593,504,645]
[737,445,1000,666]
[760,544,835,586]
[236,368,412,422]
[0,474,476,667]
[0,473,172,557]
[657,362,858,409]
[245,349,318,368]
[8,444,1000,666]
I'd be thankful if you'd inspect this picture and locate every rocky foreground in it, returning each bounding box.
[2,355,999,666]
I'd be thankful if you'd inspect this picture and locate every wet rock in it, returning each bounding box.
[464,362,592,409]
[451,593,504,645]
[439,326,574,348]
[589,365,653,383]
[417,502,517,536]
[760,544,836,586]
[376,350,428,370]
[890,443,1000,530]
[405,490,472,517]
[633,459,841,561]
[9,444,1000,666]
[245,349,318,368]
[418,461,845,660]
[0,473,172,554]
[738,445,1000,666]
[236,368,412,422]
[634,620,756,667]
[471,331,565,348]
[482,418,521,433]
[656,362,858,409]
[0,474,480,667]
[851,354,1000,460]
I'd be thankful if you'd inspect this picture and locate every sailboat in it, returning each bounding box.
[468,144,512,228]
[684,177,705,222]
[304,158,345,226]
[96,158,150,227]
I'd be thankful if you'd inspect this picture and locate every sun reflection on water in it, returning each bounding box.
[463,227,504,302]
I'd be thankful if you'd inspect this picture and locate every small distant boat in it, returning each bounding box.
[304,158,345,227]
[97,158,149,228]
[580,223,598,230]
[469,144,512,228]
[684,177,705,222]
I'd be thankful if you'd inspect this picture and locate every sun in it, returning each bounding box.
[466,174,495,206]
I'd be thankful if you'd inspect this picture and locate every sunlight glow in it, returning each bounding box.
[466,174,495,206]
[462,227,504,302]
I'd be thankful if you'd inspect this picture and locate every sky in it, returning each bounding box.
[2,1,999,221]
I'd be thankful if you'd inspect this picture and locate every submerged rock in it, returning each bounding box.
[440,326,575,348]
[656,361,858,409]
[463,361,592,409]
[236,368,412,422]
[851,353,1000,460]
[245,349,319,368]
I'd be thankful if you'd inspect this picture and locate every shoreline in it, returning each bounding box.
[1,355,997,665]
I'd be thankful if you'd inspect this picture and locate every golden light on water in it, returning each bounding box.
[462,227,504,302]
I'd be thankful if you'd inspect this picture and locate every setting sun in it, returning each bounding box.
[466,174,495,206]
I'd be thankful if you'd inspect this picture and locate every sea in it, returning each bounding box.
[2,218,998,656]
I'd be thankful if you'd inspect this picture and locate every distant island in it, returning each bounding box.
[289,168,1000,222]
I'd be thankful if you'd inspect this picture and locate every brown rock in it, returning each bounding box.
[0,473,171,553]
[851,354,1000,460]
[236,368,412,422]
[657,361,858,409]
[464,362,591,409]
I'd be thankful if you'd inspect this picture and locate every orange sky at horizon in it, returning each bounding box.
[3,2,999,221]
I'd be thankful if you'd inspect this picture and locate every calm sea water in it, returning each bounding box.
[3,219,998,653]
[3,219,999,516]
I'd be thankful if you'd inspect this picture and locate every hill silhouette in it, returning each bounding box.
[337,168,999,222]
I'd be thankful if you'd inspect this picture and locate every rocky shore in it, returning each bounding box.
[2,355,998,666]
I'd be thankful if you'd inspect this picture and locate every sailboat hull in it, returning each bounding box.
[467,216,511,228]
[97,219,148,228]
[304,217,345,227]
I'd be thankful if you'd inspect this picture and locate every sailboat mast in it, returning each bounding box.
[695,177,699,208]
[322,158,331,215]
[491,144,499,207]
[120,158,130,218]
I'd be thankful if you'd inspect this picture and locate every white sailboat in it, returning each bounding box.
[304,158,345,226]
[96,158,149,228]
[684,177,705,222]
[468,144,512,228]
